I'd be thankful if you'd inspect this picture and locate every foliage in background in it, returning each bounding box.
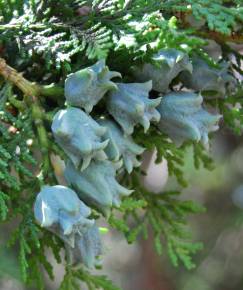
[0,0,242,289]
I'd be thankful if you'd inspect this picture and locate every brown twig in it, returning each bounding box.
[0,57,59,180]
[0,57,64,99]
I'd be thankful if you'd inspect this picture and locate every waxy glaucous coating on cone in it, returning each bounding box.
[106,81,161,134]
[134,49,192,93]
[64,160,133,216]
[65,59,121,113]
[157,92,221,147]
[51,107,109,171]
[180,57,235,97]
[34,186,102,268]
[98,118,145,173]
[67,224,102,269]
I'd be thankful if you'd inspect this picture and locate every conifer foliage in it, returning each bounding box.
[0,0,242,289]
